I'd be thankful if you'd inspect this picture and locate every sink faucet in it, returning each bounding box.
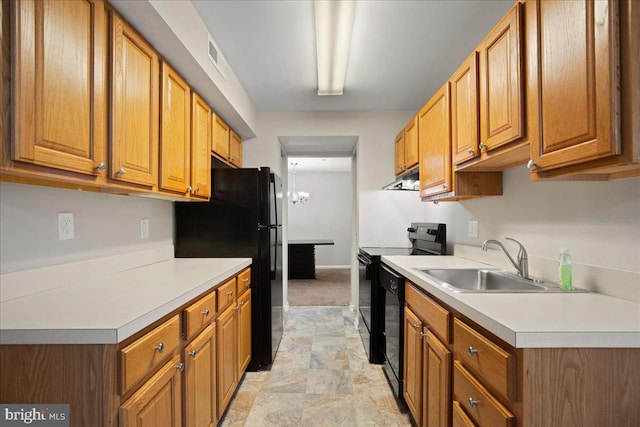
[481,238,529,279]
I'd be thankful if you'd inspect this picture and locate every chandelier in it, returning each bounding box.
[288,162,310,204]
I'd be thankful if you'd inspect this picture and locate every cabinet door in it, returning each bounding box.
[403,306,423,425]
[451,52,479,165]
[419,83,451,198]
[191,93,212,199]
[229,130,242,168]
[237,289,252,375]
[160,62,191,193]
[404,116,419,170]
[479,3,523,152]
[212,114,230,161]
[394,130,406,175]
[452,401,477,427]
[527,0,619,171]
[12,0,107,176]
[111,13,159,186]
[216,302,237,420]
[184,324,217,427]
[120,354,182,427]
[424,330,452,427]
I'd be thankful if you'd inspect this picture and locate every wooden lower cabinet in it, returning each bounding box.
[183,324,217,427]
[216,302,238,420]
[237,288,252,375]
[423,331,452,427]
[403,306,423,424]
[119,354,183,427]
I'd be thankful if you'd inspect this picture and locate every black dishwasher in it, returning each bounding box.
[380,263,405,398]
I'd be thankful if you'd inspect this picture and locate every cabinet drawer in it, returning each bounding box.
[120,315,180,394]
[406,283,451,343]
[237,268,251,295]
[184,290,216,341]
[217,277,237,313]
[454,318,515,400]
[453,361,514,427]
[453,400,477,427]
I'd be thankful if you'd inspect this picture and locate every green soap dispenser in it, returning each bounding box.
[559,247,572,291]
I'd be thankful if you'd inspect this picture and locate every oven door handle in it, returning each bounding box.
[357,254,372,266]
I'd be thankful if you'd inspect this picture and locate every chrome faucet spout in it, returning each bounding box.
[482,238,529,279]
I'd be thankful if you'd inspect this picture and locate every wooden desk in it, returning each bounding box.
[288,239,335,279]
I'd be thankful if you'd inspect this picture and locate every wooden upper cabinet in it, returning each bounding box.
[451,52,480,165]
[160,62,191,194]
[229,130,243,168]
[212,114,230,162]
[191,93,212,199]
[110,13,159,187]
[527,0,621,173]
[419,84,452,198]
[394,130,406,175]
[11,0,107,176]
[404,117,419,170]
[479,2,523,152]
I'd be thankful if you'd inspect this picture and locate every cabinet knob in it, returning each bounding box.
[95,162,106,172]
[467,149,474,155]
[468,397,480,408]
[479,142,486,151]
[442,184,448,190]
[468,346,478,356]
[227,291,234,296]
[116,168,126,176]
[419,332,427,338]
[202,309,209,316]
[235,305,241,311]
[244,278,249,283]
[154,343,164,353]
[176,362,184,372]
[186,186,193,193]
[412,323,420,330]
[527,160,536,169]
[189,350,197,358]
[194,187,200,194]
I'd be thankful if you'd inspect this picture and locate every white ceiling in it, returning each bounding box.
[289,157,352,172]
[192,0,514,112]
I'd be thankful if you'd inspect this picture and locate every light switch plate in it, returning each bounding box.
[468,220,479,238]
[140,218,149,239]
[58,212,75,240]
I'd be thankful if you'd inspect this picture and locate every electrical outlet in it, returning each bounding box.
[468,220,479,238]
[140,218,149,239]
[58,212,75,240]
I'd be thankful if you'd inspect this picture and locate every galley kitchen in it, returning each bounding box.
[1,1,639,426]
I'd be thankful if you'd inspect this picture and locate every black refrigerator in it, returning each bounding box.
[174,167,283,370]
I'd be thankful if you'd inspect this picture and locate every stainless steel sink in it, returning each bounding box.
[414,268,587,293]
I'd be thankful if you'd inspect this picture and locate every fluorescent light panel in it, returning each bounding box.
[315,0,355,96]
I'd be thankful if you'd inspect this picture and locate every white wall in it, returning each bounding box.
[0,182,174,274]
[243,110,427,247]
[287,171,352,267]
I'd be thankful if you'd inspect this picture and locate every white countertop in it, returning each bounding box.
[0,257,251,345]
[382,255,640,348]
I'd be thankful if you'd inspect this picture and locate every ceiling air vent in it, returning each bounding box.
[207,34,228,80]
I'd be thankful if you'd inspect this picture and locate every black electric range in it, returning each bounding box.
[357,223,447,399]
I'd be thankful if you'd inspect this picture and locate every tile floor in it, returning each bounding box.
[219,306,412,427]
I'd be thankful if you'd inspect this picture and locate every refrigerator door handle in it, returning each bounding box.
[258,224,270,230]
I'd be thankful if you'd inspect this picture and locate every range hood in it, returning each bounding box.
[382,168,420,191]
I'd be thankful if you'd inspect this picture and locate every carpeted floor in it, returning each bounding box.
[288,268,351,306]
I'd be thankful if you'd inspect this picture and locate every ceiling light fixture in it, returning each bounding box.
[314,0,355,96]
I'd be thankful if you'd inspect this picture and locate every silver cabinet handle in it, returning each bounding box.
[244,278,249,284]
[467,149,474,155]
[116,168,126,176]
[176,362,184,371]
[527,160,536,169]
[235,305,241,311]
[468,346,478,356]
[419,332,427,338]
[95,162,106,172]
[239,301,245,307]
[194,187,200,194]
[189,350,197,358]
[412,323,420,330]
[186,186,193,192]
[227,291,233,296]
[479,142,486,151]
[202,309,209,316]
[154,343,164,353]
[442,184,448,189]
[468,397,480,408]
